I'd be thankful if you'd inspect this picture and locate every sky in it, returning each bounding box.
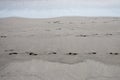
[0,0,120,18]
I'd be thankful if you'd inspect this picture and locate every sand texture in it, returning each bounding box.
[0,17,120,80]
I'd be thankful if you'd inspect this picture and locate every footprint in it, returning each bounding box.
[56,28,62,30]
[9,52,18,55]
[48,51,57,55]
[0,36,7,38]
[5,49,14,52]
[105,33,112,36]
[92,34,99,36]
[25,52,38,56]
[91,21,96,23]
[75,34,88,37]
[80,22,85,24]
[103,21,108,23]
[53,21,60,23]
[109,52,119,55]
[88,52,97,55]
[66,52,78,55]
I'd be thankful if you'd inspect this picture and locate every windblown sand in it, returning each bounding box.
[0,17,120,80]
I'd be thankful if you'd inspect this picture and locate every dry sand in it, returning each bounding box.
[0,17,120,80]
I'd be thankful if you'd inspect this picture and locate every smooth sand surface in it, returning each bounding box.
[0,17,120,80]
[0,59,120,80]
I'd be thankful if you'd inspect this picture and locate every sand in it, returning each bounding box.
[0,17,120,80]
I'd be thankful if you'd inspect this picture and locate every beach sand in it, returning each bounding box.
[0,17,120,80]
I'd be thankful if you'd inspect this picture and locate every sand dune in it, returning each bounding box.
[0,17,120,80]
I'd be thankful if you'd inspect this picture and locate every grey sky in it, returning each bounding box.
[0,0,120,18]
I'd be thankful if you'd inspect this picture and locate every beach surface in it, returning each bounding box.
[0,17,120,80]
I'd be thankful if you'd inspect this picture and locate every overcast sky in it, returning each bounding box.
[0,0,120,18]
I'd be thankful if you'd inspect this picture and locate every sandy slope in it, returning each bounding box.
[0,17,120,80]
[0,59,120,80]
